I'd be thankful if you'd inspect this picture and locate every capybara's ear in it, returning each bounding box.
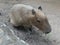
[38,6,42,10]
[32,9,36,15]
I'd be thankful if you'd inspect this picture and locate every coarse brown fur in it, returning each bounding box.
[9,4,51,34]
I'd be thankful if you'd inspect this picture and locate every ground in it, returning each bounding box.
[0,0,60,45]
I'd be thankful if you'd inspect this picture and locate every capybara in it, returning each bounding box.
[9,4,51,34]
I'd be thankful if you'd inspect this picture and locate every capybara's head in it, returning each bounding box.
[31,6,51,34]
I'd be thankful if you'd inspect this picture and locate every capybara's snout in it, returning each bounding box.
[44,26,51,34]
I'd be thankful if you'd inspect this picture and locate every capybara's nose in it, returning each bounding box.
[45,27,51,34]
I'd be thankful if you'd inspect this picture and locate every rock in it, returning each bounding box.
[0,23,29,45]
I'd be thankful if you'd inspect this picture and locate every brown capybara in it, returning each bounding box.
[9,4,51,34]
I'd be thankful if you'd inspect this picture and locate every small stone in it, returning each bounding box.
[0,13,1,15]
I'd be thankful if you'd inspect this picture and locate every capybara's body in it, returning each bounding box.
[9,4,51,34]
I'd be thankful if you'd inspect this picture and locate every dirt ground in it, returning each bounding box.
[0,0,60,45]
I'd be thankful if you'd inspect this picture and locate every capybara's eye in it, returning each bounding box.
[37,20,40,23]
